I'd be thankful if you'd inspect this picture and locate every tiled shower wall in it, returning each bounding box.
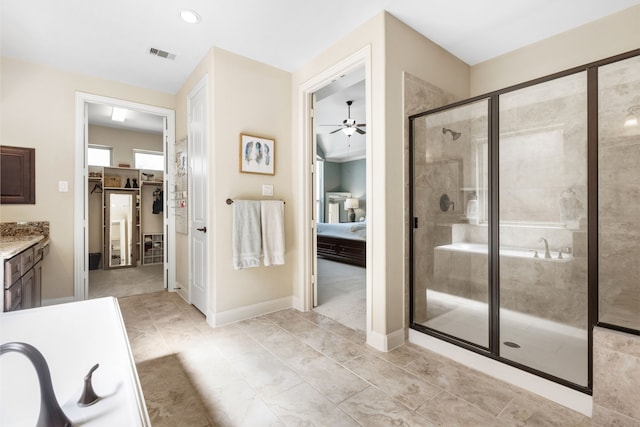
[598,54,640,331]
[592,54,640,427]
[404,72,458,326]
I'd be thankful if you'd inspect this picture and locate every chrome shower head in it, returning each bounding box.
[442,127,461,140]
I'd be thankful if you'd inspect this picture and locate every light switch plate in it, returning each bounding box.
[262,184,273,196]
[58,181,69,192]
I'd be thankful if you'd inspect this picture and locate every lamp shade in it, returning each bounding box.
[344,198,359,210]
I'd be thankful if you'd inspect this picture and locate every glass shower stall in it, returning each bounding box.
[409,50,639,392]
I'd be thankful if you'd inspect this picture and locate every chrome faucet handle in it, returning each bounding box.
[557,251,563,260]
[78,363,100,407]
[538,237,552,258]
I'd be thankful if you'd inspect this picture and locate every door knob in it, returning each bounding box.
[197,226,207,233]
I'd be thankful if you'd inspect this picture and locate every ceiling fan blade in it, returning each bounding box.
[356,123,366,127]
[355,128,366,135]
[329,128,344,134]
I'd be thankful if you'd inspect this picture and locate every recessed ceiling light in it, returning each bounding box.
[180,9,201,24]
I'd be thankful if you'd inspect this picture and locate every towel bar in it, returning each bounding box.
[226,198,285,205]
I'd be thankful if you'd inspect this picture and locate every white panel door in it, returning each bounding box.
[188,80,208,314]
[311,93,318,307]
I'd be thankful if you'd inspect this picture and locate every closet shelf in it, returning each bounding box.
[90,165,164,270]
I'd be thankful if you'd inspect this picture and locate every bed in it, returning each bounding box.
[316,221,366,267]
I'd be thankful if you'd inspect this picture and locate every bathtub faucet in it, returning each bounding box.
[0,342,72,427]
[538,237,552,259]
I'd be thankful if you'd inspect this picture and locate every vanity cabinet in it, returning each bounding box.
[0,145,35,204]
[3,241,46,312]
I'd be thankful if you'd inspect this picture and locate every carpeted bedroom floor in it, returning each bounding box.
[314,258,366,331]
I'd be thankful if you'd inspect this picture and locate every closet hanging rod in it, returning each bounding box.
[226,198,285,205]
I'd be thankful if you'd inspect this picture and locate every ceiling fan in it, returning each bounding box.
[322,100,366,137]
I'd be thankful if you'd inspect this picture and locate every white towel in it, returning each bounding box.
[261,200,285,266]
[232,200,262,269]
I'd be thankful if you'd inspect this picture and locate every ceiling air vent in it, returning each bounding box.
[149,48,176,60]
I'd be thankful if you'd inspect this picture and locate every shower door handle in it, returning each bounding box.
[197,226,207,233]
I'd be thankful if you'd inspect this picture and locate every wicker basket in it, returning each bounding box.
[104,176,121,187]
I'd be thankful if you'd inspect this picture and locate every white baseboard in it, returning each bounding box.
[41,296,75,307]
[367,327,406,352]
[173,281,189,303]
[208,296,292,328]
[291,295,304,311]
[408,329,592,417]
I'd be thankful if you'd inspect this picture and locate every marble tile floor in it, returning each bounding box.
[89,264,164,299]
[120,291,600,426]
[314,258,365,332]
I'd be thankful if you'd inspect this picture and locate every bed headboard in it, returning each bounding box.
[325,192,351,223]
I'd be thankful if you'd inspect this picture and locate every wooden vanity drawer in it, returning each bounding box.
[20,247,34,274]
[4,278,22,311]
[4,254,21,286]
[4,247,36,285]
[33,242,43,262]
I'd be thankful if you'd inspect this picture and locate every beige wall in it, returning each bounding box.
[211,48,293,315]
[88,124,163,166]
[385,14,470,334]
[0,57,174,301]
[175,48,293,319]
[470,5,640,95]
[292,12,469,346]
[292,13,388,336]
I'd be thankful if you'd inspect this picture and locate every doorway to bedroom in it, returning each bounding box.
[312,66,367,331]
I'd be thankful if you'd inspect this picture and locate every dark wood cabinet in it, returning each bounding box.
[1,145,35,204]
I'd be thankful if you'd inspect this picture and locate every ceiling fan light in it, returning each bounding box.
[342,127,357,137]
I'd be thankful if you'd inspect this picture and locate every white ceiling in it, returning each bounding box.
[3,0,638,95]
[3,0,638,143]
[316,74,366,162]
[87,104,164,134]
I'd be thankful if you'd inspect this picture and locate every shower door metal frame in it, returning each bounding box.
[409,47,640,396]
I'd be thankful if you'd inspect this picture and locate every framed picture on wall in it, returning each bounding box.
[239,133,275,175]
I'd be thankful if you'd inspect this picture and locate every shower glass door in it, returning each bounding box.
[412,99,490,348]
[498,72,589,387]
[597,54,640,332]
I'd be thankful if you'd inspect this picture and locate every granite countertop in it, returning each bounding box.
[0,235,48,260]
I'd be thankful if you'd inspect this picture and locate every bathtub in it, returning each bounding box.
[435,242,571,261]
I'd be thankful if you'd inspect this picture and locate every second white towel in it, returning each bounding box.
[261,200,285,266]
